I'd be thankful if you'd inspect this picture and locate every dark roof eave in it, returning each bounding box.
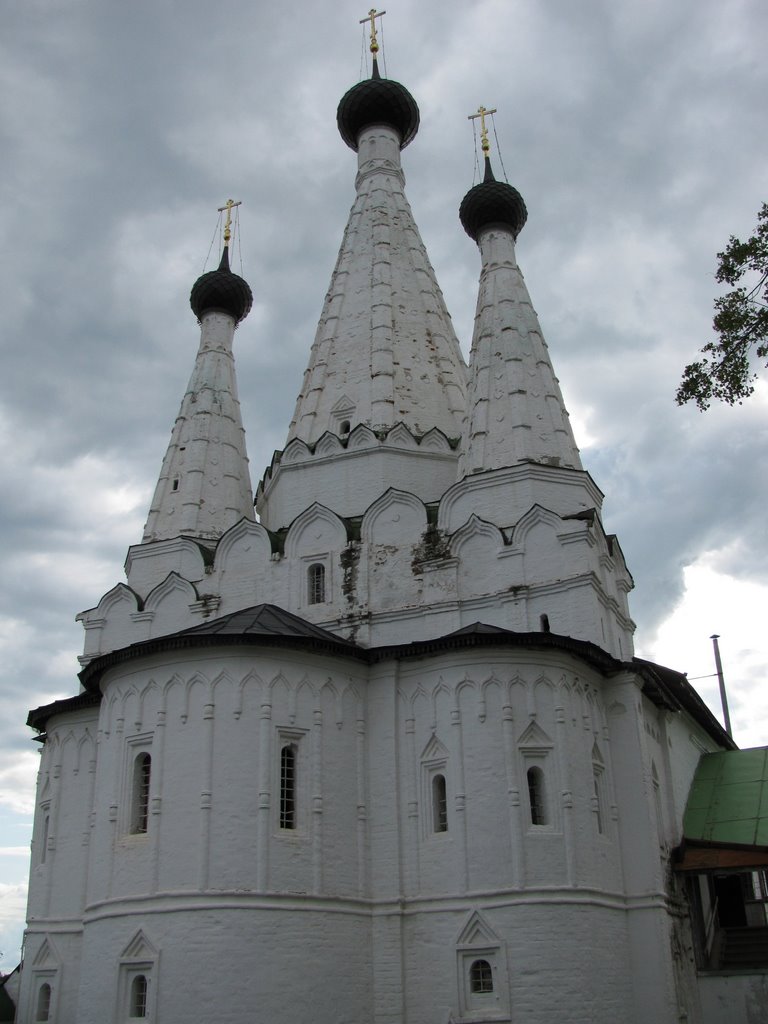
[27,691,102,733]
[78,619,622,693]
[38,613,729,753]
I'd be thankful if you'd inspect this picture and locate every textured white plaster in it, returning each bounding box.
[143,310,253,543]
[286,126,467,445]
[460,226,582,476]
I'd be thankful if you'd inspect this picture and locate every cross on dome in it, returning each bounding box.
[217,198,242,247]
[360,7,386,56]
[468,105,497,159]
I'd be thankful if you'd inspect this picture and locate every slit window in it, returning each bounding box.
[132,753,152,834]
[593,770,604,834]
[469,959,494,994]
[129,974,148,1018]
[308,563,326,605]
[527,766,547,826]
[36,983,51,1022]
[40,814,50,864]
[432,773,448,833]
[540,613,550,632]
[280,744,296,830]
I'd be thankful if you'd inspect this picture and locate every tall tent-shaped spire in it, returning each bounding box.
[285,57,467,446]
[142,222,255,543]
[458,122,582,476]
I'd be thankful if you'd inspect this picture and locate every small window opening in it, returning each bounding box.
[172,478,179,492]
[36,983,51,1022]
[130,974,148,1018]
[308,563,326,605]
[132,753,151,834]
[652,762,664,844]
[40,814,50,864]
[432,773,448,833]
[340,419,351,434]
[593,770,604,834]
[279,744,296,830]
[540,613,550,632]
[527,766,547,826]
[469,959,494,994]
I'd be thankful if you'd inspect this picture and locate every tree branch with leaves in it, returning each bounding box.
[676,202,768,410]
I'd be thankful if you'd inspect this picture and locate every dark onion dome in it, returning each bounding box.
[459,157,528,241]
[337,58,419,151]
[190,246,253,324]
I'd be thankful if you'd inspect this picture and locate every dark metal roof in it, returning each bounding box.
[77,603,366,692]
[29,605,735,754]
[27,691,102,732]
[632,657,735,749]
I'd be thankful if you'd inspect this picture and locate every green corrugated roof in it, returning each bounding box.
[684,747,768,847]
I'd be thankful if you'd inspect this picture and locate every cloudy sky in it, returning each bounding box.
[1,0,766,966]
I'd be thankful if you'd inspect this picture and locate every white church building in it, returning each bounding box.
[16,36,768,1024]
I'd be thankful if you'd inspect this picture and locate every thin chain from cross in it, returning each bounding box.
[468,105,497,158]
[217,199,242,245]
[360,8,386,56]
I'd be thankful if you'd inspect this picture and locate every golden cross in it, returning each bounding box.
[467,105,497,157]
[360,8,386,56]
[217,198,242,245]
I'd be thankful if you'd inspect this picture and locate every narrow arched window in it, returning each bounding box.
[593,770,604,834]
[540,613,550,632]
[469,959,493,994]
[280,744,296,830]
[130,974,148,1018]
[40,814,50,864]
[308,563,326,605]
[652,761,664,844]
[432,773,448,833]
[132,753,151,834]
[340,419,351,434]
[36,982,51,1021]
[527,766,547,826]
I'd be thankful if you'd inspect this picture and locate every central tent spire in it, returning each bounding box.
[284,30,467,448]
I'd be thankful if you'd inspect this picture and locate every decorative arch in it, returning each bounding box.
[80,582,142,657]
[450,515,509,599]
[346,423,378,450]
[314,431,344,457]
[361,488,427,546]
[284,503,348,559]
[91,582,142,618]
[418,427,452,452]
[213,517,272,575]
[509,504,563,546]
[145,573,198,639]
[281,438,313,464]
[383,422,418,449]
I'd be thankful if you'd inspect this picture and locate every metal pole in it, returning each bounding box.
[710,634,732,738]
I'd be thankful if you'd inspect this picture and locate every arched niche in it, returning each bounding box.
[284,504,348,560]
[145,573,198,638]
[361,489,427,546]
[449,515,507,598]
